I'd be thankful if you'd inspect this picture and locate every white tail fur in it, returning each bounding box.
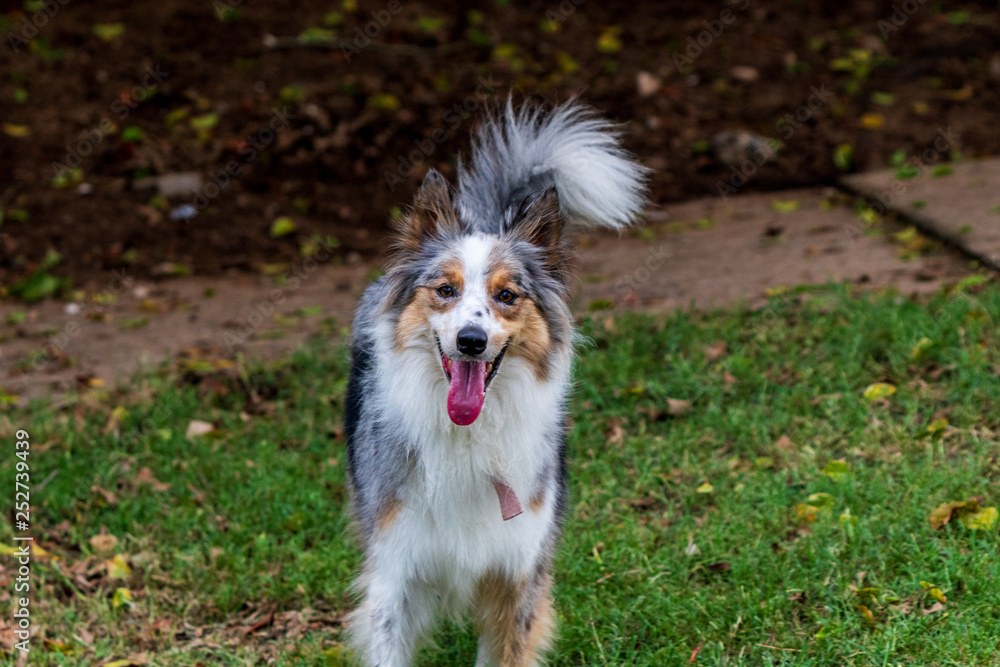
[456,100,648,233]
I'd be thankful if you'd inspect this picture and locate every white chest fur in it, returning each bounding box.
[368,332,570,602]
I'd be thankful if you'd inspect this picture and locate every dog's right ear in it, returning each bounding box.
[394,169,458,253]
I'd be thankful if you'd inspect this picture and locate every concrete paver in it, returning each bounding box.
[841,157,1000,270]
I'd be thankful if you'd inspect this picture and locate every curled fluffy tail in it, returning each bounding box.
[456,100,648,234]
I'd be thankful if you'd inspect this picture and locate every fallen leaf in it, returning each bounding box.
[858,604,877,626]
[111,587,134,610]
[606,421,625,447]
[629,496,656,510]
[771,199,801,212]
[926,418,948,438]
[2,123,31,138]
[910,337,935,361]
[92,485,119,506]
[43,639,76,655]
[856,587,881,604]
[636,71,661,98]
[796,503,819,522]
[367,93,400,111]
[959,505,998,531]
[187,483,207,504]
[930,500,968,529]
[863,383,896,401]
[723,371,738,391]
[92,23,125,41]
[704,340,727,361]
[105,405,128,434]
[186,420,215,439]
[90,533,119,553]
[0,543,57,560]
[596,26,622,53]
[270,217,297,238]
[696,483,713,494]
[807,492,835,508]
[929,499,997,530]
[822,460,850,482]
[74,627,94,646]
[135,467,171,491]
[189,112,219,131]
[774,434,796,451]
[859,113,885,129]
[754,456,775,469]
[684,536,700,556]
[666,398,692,416]
[922,601,945,616]
[106,554,131,579]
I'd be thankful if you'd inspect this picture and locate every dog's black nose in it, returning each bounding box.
[456,325,488,356]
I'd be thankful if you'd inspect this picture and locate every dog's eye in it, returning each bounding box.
[496,289,517,304]
[437,285,455,298]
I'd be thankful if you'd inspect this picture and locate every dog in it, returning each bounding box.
[344,100,647,666]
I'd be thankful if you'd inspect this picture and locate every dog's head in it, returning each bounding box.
[384,170,573,426]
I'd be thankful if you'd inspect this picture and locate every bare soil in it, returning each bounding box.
[2,0,999,290]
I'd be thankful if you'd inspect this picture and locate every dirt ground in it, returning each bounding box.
[2,0,1000,291]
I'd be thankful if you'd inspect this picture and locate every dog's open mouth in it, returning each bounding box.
[438,340,508,426]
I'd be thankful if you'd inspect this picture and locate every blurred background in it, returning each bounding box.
[2,0,998,286]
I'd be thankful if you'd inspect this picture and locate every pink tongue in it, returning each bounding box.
[447,360,487,425]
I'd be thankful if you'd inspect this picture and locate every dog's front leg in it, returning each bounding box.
[348,565,439,667]
[473,564,556,667]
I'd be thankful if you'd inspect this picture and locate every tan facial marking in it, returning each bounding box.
[484,264,553,381]
[393,260,465,350]
[439,258,465,294]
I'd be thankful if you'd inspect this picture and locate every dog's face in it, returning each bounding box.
[387,170,571,426]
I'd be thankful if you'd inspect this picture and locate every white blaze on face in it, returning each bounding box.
[428,233,512,426]
[429,233,507,361]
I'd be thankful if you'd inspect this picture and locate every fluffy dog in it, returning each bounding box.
[344,100,647,666]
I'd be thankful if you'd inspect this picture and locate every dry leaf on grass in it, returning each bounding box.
[666,398,692,416]
[704,340,727,361]
[929,499,998,530]
[186,420,215,439]
[135,467,172,492]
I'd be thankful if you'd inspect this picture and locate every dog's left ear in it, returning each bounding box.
[511,188,566,269]
[394,169,458,253]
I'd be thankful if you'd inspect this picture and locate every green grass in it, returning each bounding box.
[3,282,1000,665]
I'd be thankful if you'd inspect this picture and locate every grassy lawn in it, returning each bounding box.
[2,282,999,666]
